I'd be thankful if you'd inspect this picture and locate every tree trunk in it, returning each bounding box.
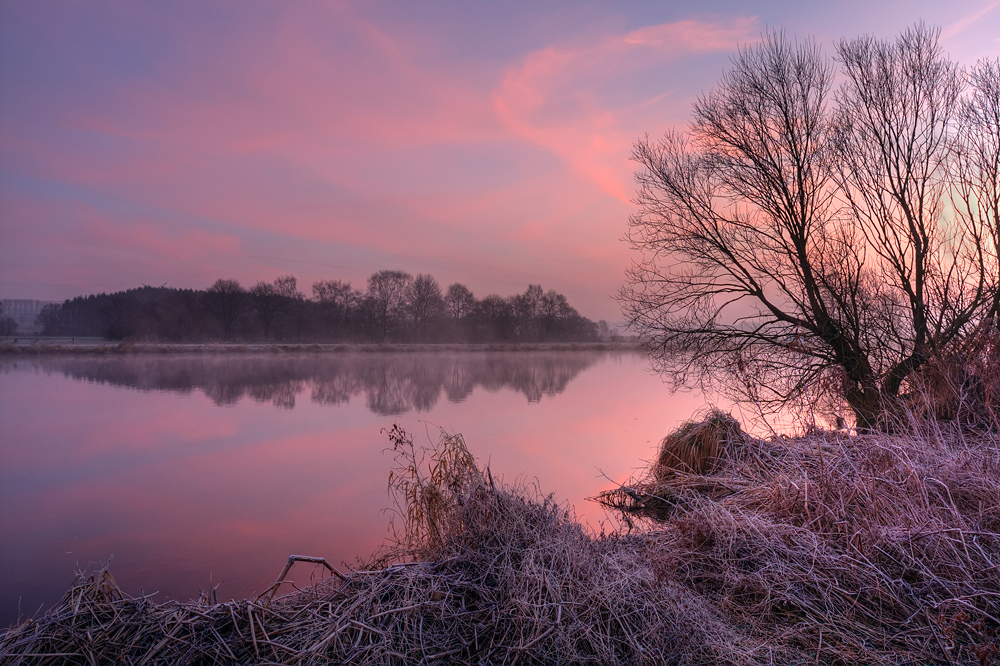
[844,383,884,432]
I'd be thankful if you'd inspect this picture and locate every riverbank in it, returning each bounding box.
[3,420,998,665]
[0,340,641,356]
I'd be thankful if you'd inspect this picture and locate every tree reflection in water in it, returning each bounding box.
[10,352,608,415]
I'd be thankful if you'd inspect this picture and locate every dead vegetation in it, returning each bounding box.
[652,409,745,478]
[904,325,1000,428]
[599,409,751,522]
[597,411,1000,665]
[3,417,1000,664]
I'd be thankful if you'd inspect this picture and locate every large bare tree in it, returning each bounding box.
[620,26,1000,429]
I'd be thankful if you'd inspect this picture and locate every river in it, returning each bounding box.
[0,350,714,627]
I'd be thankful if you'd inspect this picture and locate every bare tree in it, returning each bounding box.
[445,283,476,322]
[249,275,301,339]
[955,59,1000,324]
[313,279,360,337]
[474,294,514,341]
[204,278,248,340]
[366,270,413,342]
[248,279,297,340]
[249,282,279,339]
[444,283,476,341]
[158,289,198,341]
[620,26,1000,429]
[272,275,302,300]
[511,284,544,341]
[1,316,18,337]
[538,289,574,337]
[407,274,445,341]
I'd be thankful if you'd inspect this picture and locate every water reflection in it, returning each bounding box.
[1,350,707,630]
[5,351,602,415]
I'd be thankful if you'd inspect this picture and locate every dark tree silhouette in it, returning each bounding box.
[203,279,248,340]
[30,275,599,344]
[249,275,301,340]
[1,317,18,336]
[313,279,360,337]
[407,274,445,341]
[620,26,1000,429]
[445,282,475,324]
[272,275,301,300]
[101,293,135,340]
[366,270,413,342]
[249,282,280,339]
[158,289,199,341]
[511,284,544,341]
[474,294,515,341]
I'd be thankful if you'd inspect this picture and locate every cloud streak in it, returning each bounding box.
[942,0,1000,39]
[493,18,758,203]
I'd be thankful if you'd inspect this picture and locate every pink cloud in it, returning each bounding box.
[30,10,753,242]
[78,218,241,265]
[0,193,245,292]
[492,17,759,203]
[942,0,1000,39]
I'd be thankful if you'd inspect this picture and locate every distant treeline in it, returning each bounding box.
[34,272,613,343]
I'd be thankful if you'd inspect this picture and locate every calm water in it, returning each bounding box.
[0,351,712,627]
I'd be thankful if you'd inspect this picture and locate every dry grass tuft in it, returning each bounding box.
[653,409,745,478]
[599,410,749,521]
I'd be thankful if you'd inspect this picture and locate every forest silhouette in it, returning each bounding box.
[33,272,606,344]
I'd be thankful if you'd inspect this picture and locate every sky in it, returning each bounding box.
[1,1,998,322]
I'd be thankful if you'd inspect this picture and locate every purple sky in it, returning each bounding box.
[1,1,998,321]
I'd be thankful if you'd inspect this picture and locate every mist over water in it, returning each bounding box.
[0,351,711,628]
[30,351,602,414]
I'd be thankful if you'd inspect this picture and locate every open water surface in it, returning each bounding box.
[0,350,714,627]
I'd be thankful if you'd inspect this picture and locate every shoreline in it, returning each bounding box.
[4,425,998,664]
[0,340,642,356]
